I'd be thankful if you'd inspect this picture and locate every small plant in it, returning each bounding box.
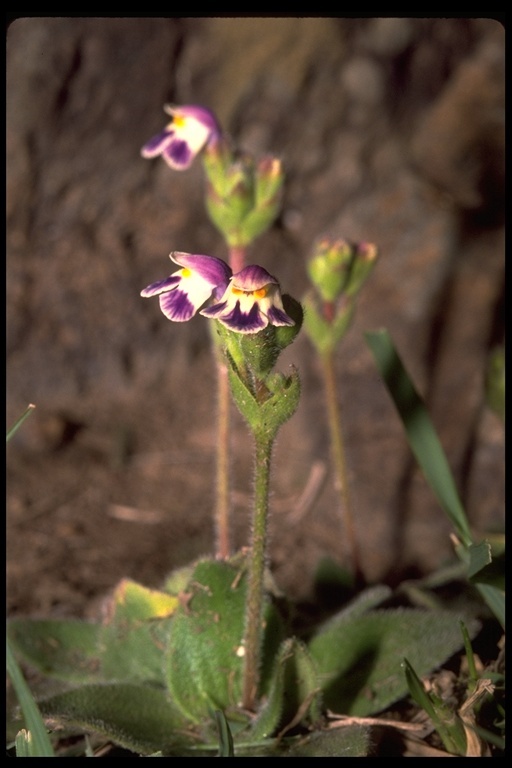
[7,103,504,757]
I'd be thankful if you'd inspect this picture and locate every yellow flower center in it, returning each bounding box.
[171,114,187,128]
[181,268,192,278]
[232,286,268,299]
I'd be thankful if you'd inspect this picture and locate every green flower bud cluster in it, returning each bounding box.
[303,238,378,356]
[216,295,303,441]
[202,139,284,248]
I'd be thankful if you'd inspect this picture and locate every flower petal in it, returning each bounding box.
[141,130,175,158]
[170,252,232,291]
[141,252,232,323]
[165,104,221,142]
[208,300,268,334]
[140,274,181,297]
[266,305,296,327]
[200,265,295,333]
[200,300,228,319]
[231,265,278,292]
[159,289,197,322]
[162,139,194,170]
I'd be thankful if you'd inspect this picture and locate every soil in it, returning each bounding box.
[6,17,505,623]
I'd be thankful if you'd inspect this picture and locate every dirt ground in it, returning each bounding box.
[6,17,505,621]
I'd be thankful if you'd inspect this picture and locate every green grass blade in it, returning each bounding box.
[475,584,505,629]
[215,710,234,756]
[6,638,55,756]
[365,329,504,626]
[365,329,472,546]
[6,403,36,442]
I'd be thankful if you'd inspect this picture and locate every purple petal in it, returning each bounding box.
[171,252,232,289]
[159,289,196,322]
[267,306,295,327]
[140,275,181,297]
[162,139,193,170]
[200,300,228,319]
[217,301,267,334]
[232,265,278,291]
[141,130,174,158]
[168,104,221,141]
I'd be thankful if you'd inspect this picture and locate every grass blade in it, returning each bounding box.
[365,329,472,545]
[215,710,234,756]
[6,639,55,756]
[365,329,504,626]
[6,403,36,442]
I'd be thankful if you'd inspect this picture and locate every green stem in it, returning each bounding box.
[242,431,273,712]
[321,350,363,582]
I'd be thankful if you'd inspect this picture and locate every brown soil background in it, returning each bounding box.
[6,17,505,620]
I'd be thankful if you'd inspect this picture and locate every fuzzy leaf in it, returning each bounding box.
[256,368,301,439]
[7,619,102,684]
[165,559,285,724]
[308,608,479,716]
[99,579,178,685]
[226,356,301,441]
[284,724,371,756]
[248,637,322,741]
[37,682,190,756]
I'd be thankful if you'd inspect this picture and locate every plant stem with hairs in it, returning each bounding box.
[320,344,362,582]
[241,432,273,711]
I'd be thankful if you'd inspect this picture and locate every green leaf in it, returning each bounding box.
[365,329,505,626]
[6,639,55,756]
[467,541,492,579]
[308,607,479,716]
[226,355,301,441]
[225,357,262,433]
[99,579,178,685]
[256,368,301,439]
[215,710,235,756]
[248,638,322,741]
[165,559,284,724]
[7,618,102,684]
[474,584,505,628]
[37,682,190,756]
[273,294,304,351]
[485,345,505,421]
[404,658,467,755]
[365,329,472,545]
[284,724,371,757]
[14,729,37,757]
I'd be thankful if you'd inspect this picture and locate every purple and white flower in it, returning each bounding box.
[140,252,231,322]
[141,105,221,170]
[201,265,295,334]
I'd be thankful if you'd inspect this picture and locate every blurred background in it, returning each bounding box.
[6,17,505,616]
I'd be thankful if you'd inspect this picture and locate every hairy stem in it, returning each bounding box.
[321,349,363,582]
[242,432,273,711]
